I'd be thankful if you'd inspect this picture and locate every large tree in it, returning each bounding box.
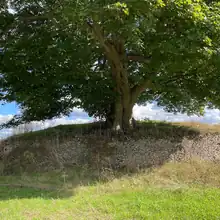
[0,0,220,130]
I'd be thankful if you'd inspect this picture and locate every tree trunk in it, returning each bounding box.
[105,60,136,131]
[93,38,143,131]
[103,42,139,132]
[106,99,134,132]
[88,22,152,132]
[108,56,134,131]
[113,101,134,131]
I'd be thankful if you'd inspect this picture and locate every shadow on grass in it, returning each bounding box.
[0,166,130,201]
[0,166,96,200]
[135,120,201,141]
[0,185,66,200]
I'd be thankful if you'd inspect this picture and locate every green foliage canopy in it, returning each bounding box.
[0,0,220,128]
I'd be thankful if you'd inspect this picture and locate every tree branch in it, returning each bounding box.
[19,15,49,21]
[131,72,196,103]
[86,20,111,54]
[131,78,155,103]
[127,54,152,63]
[159,72,195,86]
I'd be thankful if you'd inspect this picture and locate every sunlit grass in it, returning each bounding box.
[1,186,219,220]
[0,160,220,219]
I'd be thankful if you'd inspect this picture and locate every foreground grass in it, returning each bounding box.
[0,160,220,220]
[0,186,219,220]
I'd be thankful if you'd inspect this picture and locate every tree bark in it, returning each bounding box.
[108,51,134,131]
[105,59,137,131]
[87,21,150,131]
[106,97,134,132]
[102,40,146,131]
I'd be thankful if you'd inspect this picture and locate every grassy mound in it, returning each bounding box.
[1,120,220,174]
[1,120,206,141]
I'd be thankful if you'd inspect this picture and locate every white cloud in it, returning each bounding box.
[69,108,89,119]
[132,104,220,124]
[1,104,220,139]
[0,115,14,139]
[0,128,13,139]
[36,117,93,130]
[0,109,93,139]
[0,114,13,125]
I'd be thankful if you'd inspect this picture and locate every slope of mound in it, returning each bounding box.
[0,120,220,174]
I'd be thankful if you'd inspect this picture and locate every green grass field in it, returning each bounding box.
[0,186,220,220]
[0,160,220,220]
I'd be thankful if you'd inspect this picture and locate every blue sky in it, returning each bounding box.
[0,102,92,139]
[0,102,18,115]
[0,101,90,120]
[1,101,220,139]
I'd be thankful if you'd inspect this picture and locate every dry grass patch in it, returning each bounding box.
[152,159,220,187]
[172,121,220,133]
